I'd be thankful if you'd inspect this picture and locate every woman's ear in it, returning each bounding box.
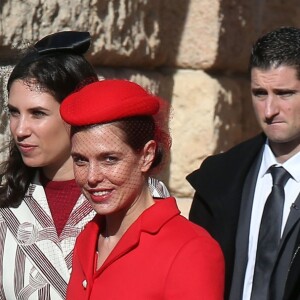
[140,140,156,173]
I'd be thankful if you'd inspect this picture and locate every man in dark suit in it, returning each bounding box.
[187,26,300,300]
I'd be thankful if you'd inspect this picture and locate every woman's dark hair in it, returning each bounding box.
[0,50,98,208]
[114,116,164,170]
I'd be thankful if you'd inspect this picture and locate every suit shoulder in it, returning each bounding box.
[206,133,264,163]
[186,133,265,190]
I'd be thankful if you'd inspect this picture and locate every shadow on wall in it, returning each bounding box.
[159,1,191,68]
[211,1,261,155]
[0,67,11,136]
[0,0,191,187]
[158,0,191,185]
[91,0,191,187]
[0,0,26,65]
[0,0,4,45]
[211,0,300,154]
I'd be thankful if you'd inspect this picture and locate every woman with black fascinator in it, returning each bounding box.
[0,31,169,299]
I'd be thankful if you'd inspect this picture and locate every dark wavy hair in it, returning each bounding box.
[0,50,98,208]
[249,26,300,78]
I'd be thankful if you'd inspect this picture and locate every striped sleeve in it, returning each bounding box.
[148,177,170,198]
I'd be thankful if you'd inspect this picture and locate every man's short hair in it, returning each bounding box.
[249,26,300,78]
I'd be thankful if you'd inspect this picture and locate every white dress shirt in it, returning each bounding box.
[242,142,300,300]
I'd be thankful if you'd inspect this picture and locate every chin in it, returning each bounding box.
[22,160,43,168]
[268,137,298,145]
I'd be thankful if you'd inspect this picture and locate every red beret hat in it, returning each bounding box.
[60,79,160,126]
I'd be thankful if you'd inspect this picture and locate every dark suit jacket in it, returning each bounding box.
[186,133,300,300]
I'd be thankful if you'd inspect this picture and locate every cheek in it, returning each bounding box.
[252,103,266,120]
[109,166,130,185]
[49,121,68,137]
[109,162,140,185]
[252,101,263,112]
[9,119,17,133]
[287,104,299,113]
[281,104,297,118]
[74,166,87,187]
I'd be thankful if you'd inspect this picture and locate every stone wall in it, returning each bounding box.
[1,0,300,215]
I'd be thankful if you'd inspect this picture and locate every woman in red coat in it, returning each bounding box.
[60,79,225,299]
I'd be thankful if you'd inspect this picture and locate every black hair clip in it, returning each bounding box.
[34,31,91,55]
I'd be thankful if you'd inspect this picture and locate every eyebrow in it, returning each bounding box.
[273,88,297,93]
[251,87,297,93]
[71,150,123,158]
[7,103,50,111]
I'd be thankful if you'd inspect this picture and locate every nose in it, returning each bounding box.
[87,163,104,187]
[12,116,31,140]
[264,95,279,119]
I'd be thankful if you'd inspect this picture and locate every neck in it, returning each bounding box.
[42,156,74,181]
[270,140,300,163]
[103,186,155,240]
[96,184,155,270]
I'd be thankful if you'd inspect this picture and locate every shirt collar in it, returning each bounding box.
[261,140,300,182]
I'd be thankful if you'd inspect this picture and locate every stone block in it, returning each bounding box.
[160,0,220,69]
[0,0,165,67]
[168,70,257,197]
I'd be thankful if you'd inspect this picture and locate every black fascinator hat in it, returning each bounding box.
[8,31,92,72]
[34,31,91,55]
[7,30,98,100]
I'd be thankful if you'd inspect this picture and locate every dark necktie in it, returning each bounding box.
[250,166,290,300]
